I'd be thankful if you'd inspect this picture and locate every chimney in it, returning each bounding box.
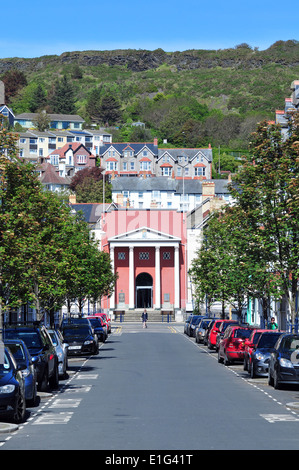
[154,137,158,146]
[202,181,215,202]
[69,194,76,204]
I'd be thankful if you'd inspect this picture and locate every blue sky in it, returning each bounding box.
[1,0,298,58]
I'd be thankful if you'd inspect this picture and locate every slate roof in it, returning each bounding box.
[99,142,158,156]
[15,113,84,122]
[111,176,230,194]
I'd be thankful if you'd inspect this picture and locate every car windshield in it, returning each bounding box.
[4,330,43,349]
[258,333,281,348]
[199,321,210,329]
[234,329,252,339]
[222,322,238,332]
[48,332,58,346]
[252,332,262,343]
[89,319,101,327]
[63,327,90,337]
[0,351,13,372]
[6,343,26,361]
[280,337,299,352]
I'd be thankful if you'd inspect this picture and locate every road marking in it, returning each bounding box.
[76,373,98,380]
[261,414,299,423]
[32,412,73,425]
[49,398,82,408]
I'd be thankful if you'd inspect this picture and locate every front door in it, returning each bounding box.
[136,273,153,308]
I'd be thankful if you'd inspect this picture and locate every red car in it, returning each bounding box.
[243,329,271,372]
[207,319,224,349]
[89,312,111,334]
[218,325,253,365]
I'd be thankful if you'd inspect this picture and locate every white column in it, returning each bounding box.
[129,246,134,309]
[155,246,161,309]
[110,246,115,309]
[174,245,180,309]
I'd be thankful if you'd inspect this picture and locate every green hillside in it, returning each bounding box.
[1,40,299,152]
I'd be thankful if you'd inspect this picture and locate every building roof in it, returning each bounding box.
[38,163,71,186]
[15,113,84,122]
[99,142,158,156]
[111,176,230,194]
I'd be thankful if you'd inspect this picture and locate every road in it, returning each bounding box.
[2,322,299,453]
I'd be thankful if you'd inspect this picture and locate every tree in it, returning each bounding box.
[229,115,299,328]
[1,70,27,103]
[99,94,122,126]
[48,75,76,114]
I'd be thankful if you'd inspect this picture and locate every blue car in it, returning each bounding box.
[5,339,37,407]
[269,333,299,389]
[0,345,26,423]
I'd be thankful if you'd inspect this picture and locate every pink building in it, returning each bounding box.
[99,208,187,319]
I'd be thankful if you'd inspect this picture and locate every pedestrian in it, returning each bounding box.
[141,309,148,328]
[269,317,278,330]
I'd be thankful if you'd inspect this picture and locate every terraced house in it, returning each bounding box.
[99,141,213,179]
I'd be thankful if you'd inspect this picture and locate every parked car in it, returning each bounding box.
[0,345,26,423]
[268,333,299,389]
[47,329,68,379]
[207,319,225,349]
[4,339,37,407]
[187,315,204,337]
[4,324,59,392]
[61,317,93,330]
[86,316,107,342]
[98,313,111,334]
[184,315,193,335]
[61,324,99,356]
[243,329,270,372]
[218,325,254,365]
[195,319,213,344]
[249,331,283,378]
[215,320,240,351]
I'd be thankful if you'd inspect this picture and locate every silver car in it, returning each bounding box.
[48,329,68,379]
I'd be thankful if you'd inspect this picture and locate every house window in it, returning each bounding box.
[130,162,135,170]
[107,161,117,171]
[140,161,151,171]
[123,162,128,171]
[163,252,171,260]
[195,167,206,176]
[139,252,149,260]
[162,167,171,176]
[50,155,59,165]
[118,252,126,260]
[77,155,87,164]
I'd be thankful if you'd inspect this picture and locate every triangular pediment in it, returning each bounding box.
[108,226,180,243]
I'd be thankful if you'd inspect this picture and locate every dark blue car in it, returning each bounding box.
[249,331,283,378]
[269,333,299,389]
[0,345,26,423]
[5,339,37,406]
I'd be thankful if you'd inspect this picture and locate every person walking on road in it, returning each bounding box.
[142,309,148,328]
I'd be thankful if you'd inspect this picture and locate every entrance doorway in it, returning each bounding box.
[136,272,153,308]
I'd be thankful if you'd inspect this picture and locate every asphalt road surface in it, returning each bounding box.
[2,322,299,453]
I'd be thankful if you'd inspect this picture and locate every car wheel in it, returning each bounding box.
[49,362,59,389]
[218,350,224,363]
[224,353,230,366]
[250,362,255,378]
[268,370,274,386]
[243,359,247,371]
[12,389,26,424]
[274,370,281,390]
[27,379,37,407]
[38,368,48,392]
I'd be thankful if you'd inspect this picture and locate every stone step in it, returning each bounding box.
[113,309,174,322]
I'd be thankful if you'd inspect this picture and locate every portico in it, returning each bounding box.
[108,227,182,314]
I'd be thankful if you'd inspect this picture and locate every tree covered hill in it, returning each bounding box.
[1,40,299,150]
